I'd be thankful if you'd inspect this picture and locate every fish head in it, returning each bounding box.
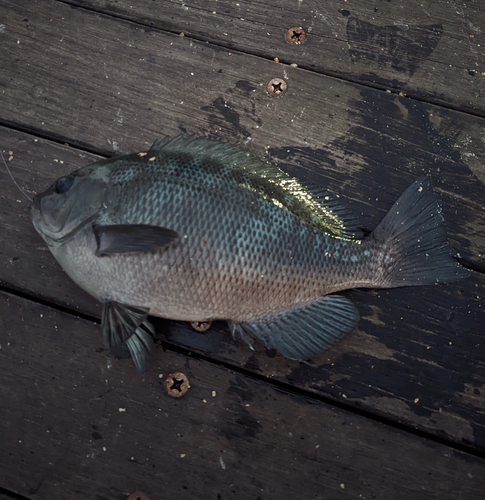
[31,162,111,247]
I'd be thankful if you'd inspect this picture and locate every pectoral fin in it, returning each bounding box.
[102,300,155,372]
[232,295,360,360]
[94,224,179,256]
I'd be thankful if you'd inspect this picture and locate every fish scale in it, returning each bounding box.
[104,180,340,316]
[31,135,468,371]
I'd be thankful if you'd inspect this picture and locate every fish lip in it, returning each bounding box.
[32,193,42,211]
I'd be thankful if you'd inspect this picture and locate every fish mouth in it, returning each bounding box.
[32,192,42,211]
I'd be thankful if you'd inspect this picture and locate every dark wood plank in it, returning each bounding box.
[63,0,485,115]
[1,0,484,451]
[0,129,102,315]
[1,289,485,500]
[1,0,484,262]
[1,126,484,456]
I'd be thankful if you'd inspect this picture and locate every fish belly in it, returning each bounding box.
[53,226,373,325]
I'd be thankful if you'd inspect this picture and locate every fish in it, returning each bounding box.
[31,135,469,371]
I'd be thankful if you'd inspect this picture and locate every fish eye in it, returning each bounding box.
[55,175,74,194]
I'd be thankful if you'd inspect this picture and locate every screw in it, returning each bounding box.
[190,320,212,332]
[127,493,150,500]
[165,372,191,398]
[285,27,306,45]
[266,78,287,97]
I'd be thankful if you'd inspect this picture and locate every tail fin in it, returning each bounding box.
[372,176,469,287]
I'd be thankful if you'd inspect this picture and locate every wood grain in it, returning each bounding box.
[1,126,484,453]
[1,289,485,500]
[1,1,483,262]
[0,0,484,490]
[62,0,485,115]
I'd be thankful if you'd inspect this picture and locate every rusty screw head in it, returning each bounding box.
[190,320,212,332]
[165,372,191,398]
[127,493,150,500]
[285,27,306,45]
[266,78,287,97]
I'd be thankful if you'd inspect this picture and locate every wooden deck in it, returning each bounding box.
[1,1,484,498]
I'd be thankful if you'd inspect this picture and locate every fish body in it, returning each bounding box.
[31,135,468,370]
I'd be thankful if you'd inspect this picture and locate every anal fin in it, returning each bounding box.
[233,295,360,360]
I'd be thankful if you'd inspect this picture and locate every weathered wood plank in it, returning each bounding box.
[1,126,484,454]
[63,0,485,115]
[1,0,484,262]
[0,494,27,500]
[0,129,101,315]
[1,289,485,500]
[1,0,484,452]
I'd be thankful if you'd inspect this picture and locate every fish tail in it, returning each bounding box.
[371,176,469,287]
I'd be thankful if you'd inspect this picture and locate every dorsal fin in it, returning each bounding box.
[304,186,364,239]
[150,135,361,239]
[150,134,276,176]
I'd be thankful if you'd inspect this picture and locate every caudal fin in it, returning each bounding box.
[372,176,469,287]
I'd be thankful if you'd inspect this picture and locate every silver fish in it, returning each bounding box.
[31,135,468,371]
